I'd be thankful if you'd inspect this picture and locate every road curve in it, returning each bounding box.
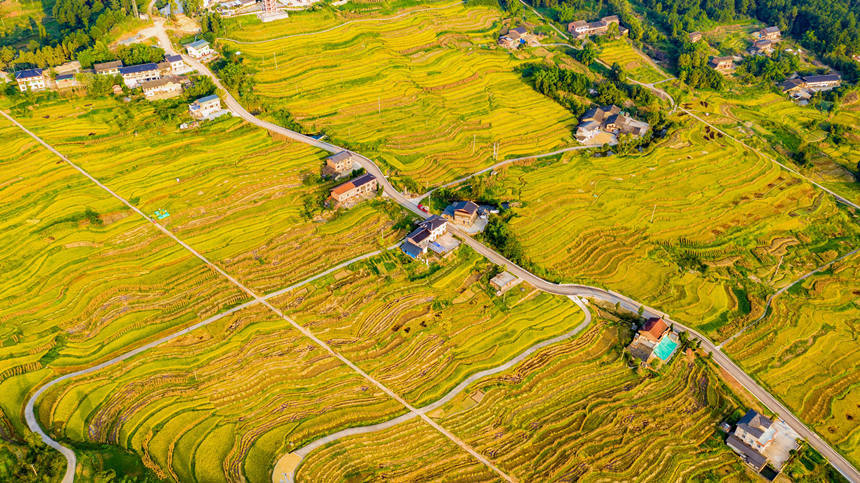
[184,53,860,482]
[278,296,592,482]
[14,237,398,483]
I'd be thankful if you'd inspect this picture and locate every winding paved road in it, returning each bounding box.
[278,296,592,482]
[185,52,859,482]
[12,9,859,482]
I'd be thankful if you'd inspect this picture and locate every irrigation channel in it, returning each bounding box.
[274,296,592,482]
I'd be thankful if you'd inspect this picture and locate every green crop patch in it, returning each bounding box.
[725,253,860,467]
[223,1,577,190]
[37,303,405,483]
[456,120,860,339]
[5,97,403,294]
[271,249,586,408]
[0,116,246,437]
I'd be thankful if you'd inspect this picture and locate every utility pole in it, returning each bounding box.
[274,52,278,69]
[131,0,139,18]
[650,204,656,223]
[378,96,381,114]
[472,134,475,154]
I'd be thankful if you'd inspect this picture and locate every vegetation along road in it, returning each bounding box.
[181,53,860,483]
[14,14,859,482]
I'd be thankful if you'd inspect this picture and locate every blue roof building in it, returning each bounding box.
[15,68,43,80]
[400,241,423,259]
[118,63,159,75]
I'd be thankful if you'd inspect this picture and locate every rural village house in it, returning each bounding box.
[498,26,539,49]
[490,271,521,294]
[189,94,223,119]
[329,173,378,207]
[688,31,703,43]
[323,151,358,178]
[708,56,734,72]
[119,63,161,88]
[442,200,479,227]
[576,105,649,143]
[400,215,448,259]
[754,26,781,41]
[15,69,47,92]
[749,39,774,55]
[780,73,841,101]
[141,76,185,100]
[185,39,214,58]
[567,15,627,39]
[726,410,779,471]
[94,60,122,76]
[54,73,80,90]
[626,317,679,364]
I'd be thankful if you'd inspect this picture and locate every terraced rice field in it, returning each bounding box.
[598,39,670,84]
[0,115,246,436]
[298,319,755,481]
[296,418,497,481]
[37,304,405,482]
[224,2,578,190]
[272,249,586,407]
[482,120,860,339]
[5,97,402,294]
[686,90,860,205]
[725,252,860,467]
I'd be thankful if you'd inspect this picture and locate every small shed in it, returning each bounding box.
[490,271,520,294]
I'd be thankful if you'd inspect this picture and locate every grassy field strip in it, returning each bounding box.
[724,252,860,467]
[220,0,464,44]
[40,304,409,482]
[718,246,859,348]
[598,40,671,84]
[26,299,259,483]
[7,99,401,294]
[680,107,860,211]
[280,296,589,480]
[5,110,511,482]
[415,143,600,202]
[295,418,499,482]
[227,2,577,189]
[0,110,257,299]
[0,113,246,435]
[299,320,753,481]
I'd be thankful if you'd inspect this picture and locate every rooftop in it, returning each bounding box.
[165,54,183,63]
[327,151,353,163]
[400,240,422,258]
[803,74,841,83]
[420,215,447,231]
[15,68,43,80]
[641,317,668,341]
[490,271,518,287]
[451,200,479,214]
[727,434,768,470]
[119,63,159,75]
[187,39,210,49]
[351,173,376,188]
[94,60,122,71]
[194,94,220,104]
